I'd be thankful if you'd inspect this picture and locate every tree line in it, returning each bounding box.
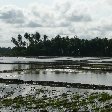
[11,32,112,56]
[0,47,11,56]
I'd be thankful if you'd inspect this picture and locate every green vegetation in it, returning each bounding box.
[11,32,112,56]
[0,91,112,111]
[0,47,11,56]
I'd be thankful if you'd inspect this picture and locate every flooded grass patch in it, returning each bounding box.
[1,62,112,73]
[0,78,112,90]
[0,90,112,112]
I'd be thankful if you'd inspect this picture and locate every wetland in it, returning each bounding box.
[0,56,112,111]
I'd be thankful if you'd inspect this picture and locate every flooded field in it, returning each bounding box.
[0,57,112,111]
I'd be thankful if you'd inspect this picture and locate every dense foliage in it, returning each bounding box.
[11,32,112,56]
[0,47,11,56]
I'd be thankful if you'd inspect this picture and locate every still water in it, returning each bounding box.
[0,65,112,86]
[0,57,112,111]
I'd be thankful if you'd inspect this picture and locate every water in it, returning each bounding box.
[0,57,112,111]
[0,56,112,63]
[0,68,112,86]
[0,57,112,94]
[0,57,112,86]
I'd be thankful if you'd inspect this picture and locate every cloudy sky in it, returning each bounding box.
[0,0,112,47]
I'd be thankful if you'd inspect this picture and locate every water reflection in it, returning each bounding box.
[0,64,112,86]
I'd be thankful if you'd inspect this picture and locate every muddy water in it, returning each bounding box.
[0,68,112,86]
[0,57,112,86]
[0,57,112,112]
[0,64,112,86]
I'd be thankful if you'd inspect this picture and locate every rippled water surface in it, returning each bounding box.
[0,57,112,85]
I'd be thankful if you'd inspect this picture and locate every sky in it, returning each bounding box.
[0,0,112,47]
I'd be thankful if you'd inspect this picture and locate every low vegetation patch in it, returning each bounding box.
[0,91,112,112]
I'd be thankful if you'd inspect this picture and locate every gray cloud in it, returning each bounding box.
[26,21,42,27]
[89,20,112,37]
[0,6,25,24]
[29,1,92,28]
[55,1,92,23]
[102,25,112,31]
[55,1,71,13]
[65,14,91,22]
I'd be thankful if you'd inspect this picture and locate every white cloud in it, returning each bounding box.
[0,0,112,47]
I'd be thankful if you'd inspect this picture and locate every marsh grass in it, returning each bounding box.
[0,90,112,112]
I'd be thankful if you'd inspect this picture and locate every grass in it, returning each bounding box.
[0,89,112,112]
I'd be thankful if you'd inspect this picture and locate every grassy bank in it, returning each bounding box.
[0,90,112,112]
